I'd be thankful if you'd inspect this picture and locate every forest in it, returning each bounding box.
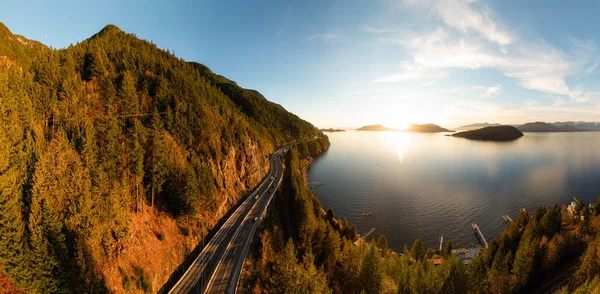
[242,139,600,293]
[0,22,319,293]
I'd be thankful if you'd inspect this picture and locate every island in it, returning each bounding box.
[319,128,346,132]
[451,125,523,141]
[406,123,453,133]
[356,124,393,131]
[517,122,583,132]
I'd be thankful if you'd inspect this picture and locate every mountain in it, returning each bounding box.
[0,22,47,70]
[452,125,523,141]
[552,121,600,131]
[517,122,583,132]
[406,123,452,133]
[455,122,502,131]
[356,124,392,131]
[0,22,320,293]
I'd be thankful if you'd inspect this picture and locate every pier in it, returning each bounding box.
[501,215,513,223]
[439,235,444,251]
[354,228,375,245]
[471,224,488,248]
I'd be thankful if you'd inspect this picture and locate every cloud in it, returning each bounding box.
[394,0,598,103]
[585,62,598,73]
[305,33,340,42]
[421,80,436,87]
[432,0,512,45]
[482,84,502,97]
[373,65,424,82]
[363,24,391,34]
[373,61,442,83]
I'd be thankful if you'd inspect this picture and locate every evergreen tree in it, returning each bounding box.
[411,238,425,261]
[146,108,167,208]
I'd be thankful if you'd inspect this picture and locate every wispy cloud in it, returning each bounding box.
[305,33,340,42]
[373,61,444,83]
[363,24,391,34]
[431,0,512,45]
[421,80,436,87]
[393,0,599,103]
[482,84,502,97]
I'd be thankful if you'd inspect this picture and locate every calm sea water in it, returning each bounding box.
[307,131,600,251]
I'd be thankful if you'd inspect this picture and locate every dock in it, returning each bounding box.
[439,235,444,251]
[471,224,488,248]
[362,228,375,239]
[501,215,513,223]
[354,228,375,245]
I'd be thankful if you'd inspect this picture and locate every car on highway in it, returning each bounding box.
[254,195,259,200]
[253,217,258,222]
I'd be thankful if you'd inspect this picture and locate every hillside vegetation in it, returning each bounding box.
[0,22,318,293]
[244,143,600,293]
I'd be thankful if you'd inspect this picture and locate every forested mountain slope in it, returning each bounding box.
[0,22,318,293]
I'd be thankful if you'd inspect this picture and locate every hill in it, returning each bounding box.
[455,122,502,131]
[356,124,392,131]
[406,123,452,133]
[452,125,523,141]
[517,122,583,132]
[0,22,319,293]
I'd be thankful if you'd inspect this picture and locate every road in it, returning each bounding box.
[169,145,289,294]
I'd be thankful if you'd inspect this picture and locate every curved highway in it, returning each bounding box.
[169,145,289,294]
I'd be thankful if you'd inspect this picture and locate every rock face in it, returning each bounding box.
[406,123,452,133]
[452,126,524,141]
[214,138,269,216]
[357,124,392,131]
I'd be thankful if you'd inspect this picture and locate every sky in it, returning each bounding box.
[1,0,600,129]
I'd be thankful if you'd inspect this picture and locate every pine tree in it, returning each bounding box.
[146,109,166,208]
[131,119,145,212]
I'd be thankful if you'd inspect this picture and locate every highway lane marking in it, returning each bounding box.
[171,146,292,293]
[203,158,281,292]
[207,170,281,292]
[171,186,260,293]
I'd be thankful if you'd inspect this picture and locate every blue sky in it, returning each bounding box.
[2,0,599,128]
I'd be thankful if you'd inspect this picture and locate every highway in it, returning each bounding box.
[169,145,289,294]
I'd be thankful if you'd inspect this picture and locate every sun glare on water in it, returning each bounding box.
[380,132,412,163]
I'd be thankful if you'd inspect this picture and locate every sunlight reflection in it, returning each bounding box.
[380,132,411,163]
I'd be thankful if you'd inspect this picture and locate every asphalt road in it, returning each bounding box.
[169,146,288,294]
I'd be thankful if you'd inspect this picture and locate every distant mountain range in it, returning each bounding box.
[516,122,580,132]
[356,124,392,131]
[455,122,502,131]
[406,123,452,133]
[456,121,600,132]
[356,123,452,133]
[552,121,600,131]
